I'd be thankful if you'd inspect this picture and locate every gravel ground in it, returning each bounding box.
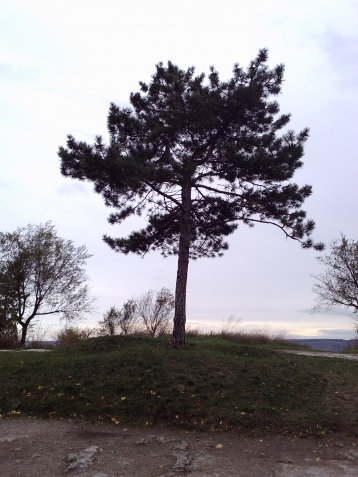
[0,418,357,477]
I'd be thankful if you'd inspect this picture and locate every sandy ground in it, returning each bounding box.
[0,418,357,477]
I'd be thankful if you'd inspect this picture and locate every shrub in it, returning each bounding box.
[96,306,121,336]
[55,326,94,347]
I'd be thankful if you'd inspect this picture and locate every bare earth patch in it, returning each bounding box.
[0,418,357,477]
[278,350,358,361]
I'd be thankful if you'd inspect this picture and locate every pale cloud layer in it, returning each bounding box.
[0,181,11,188]
[56,182,91,196]
[298,309,354,317]
[0,64,39,83]
[321,30,358,88]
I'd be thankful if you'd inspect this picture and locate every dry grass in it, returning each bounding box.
[342,338,358,354]
[217,329,289,346]
[195,316,291,347]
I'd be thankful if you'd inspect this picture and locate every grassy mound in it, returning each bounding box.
[1,335,357,436]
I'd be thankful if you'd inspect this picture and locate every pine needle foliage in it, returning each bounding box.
[59,50,324,347]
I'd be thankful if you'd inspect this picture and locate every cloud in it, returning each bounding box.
[56,182,90,196]
[321,29,358,88]
[0,181,11,188]
[289,328,355,339]
[0,64,38,83]
[298,308,353,317]
[317,328,356,337]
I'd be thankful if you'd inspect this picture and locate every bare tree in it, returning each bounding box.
[97,305,121,336]
[136,287,174,337]
[312,234,358,327]
[97,300,138,336]
[118,299,137,335]
[0,222,96,347]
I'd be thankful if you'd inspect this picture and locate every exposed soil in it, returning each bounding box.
[278,350,358,361]
[1,418,357,477]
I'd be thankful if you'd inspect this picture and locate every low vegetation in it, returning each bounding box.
[342,340,358,354]
[1,334,357,437]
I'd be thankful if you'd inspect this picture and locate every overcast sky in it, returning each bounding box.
[1,0,357,338]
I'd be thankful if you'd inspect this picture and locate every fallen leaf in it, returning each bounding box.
[216,444,223,449]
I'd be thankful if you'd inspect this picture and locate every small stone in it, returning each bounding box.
[135,439,148,445]
[66,446,98,472]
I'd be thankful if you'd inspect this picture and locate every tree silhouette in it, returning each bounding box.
[0,223,96,346]
[312,234,358,325]
[59,49,323,347]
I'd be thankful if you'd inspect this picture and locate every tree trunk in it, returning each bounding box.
[172,181,191,348]
[19,323,28,347]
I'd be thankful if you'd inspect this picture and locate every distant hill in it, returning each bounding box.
[289,339,357,352]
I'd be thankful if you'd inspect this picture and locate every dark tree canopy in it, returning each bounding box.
[59,49,323,347]
[0,222,96,347]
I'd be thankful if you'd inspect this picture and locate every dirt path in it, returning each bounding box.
[1,418,357,477]
[278,350,358,361]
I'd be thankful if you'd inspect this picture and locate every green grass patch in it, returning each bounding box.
[1,335,357,436]
[341,348,358,355]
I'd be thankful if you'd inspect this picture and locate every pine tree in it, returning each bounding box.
[59,49,323,348]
